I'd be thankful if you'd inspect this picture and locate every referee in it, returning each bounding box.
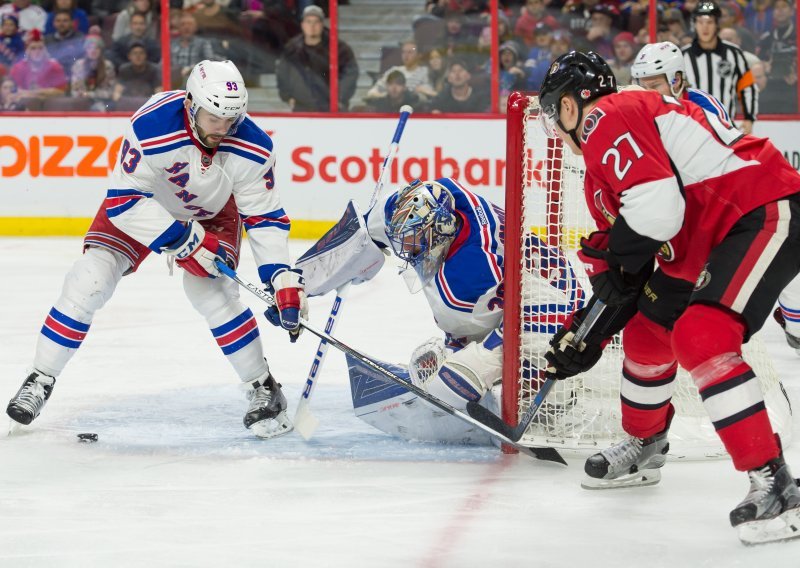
[682,1,758,134]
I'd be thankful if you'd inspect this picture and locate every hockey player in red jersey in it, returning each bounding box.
[6,60,306,440]
[540,50,800,544]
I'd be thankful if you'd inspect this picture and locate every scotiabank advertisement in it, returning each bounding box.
[0,116,797,236]
[0,115,506,236]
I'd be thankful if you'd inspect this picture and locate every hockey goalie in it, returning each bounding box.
[297,177,584,445]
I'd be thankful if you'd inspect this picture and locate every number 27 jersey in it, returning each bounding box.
[580,89,800,283]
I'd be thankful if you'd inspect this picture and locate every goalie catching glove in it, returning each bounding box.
[162,220,229,278]
[577,230,649,306]
[265,268,308,342]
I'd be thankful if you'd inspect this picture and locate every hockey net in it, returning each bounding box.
[502,92,793,459]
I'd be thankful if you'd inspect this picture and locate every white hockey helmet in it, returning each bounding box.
[631,42,686,97]
[384,180,458,287]
[185,60,248,137]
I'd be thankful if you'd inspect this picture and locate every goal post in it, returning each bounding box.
[502,92,793,459]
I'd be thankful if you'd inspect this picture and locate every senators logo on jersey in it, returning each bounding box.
[581,108,606,144]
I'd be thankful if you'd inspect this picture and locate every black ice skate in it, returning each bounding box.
[243,373,293,439]
[7,371,56,426]
[772,307,800,351]
[582,429,669,489]
[730,453,800,545]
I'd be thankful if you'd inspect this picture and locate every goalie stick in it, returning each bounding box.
[466,300,608,443]
[292,105,413,440]
[214,260,566,464]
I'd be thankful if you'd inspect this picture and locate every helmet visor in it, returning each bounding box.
[540,100,560,139]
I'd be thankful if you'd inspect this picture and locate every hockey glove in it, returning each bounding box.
[544,309,605,380]
[577,230,645,307]
[163,221,227,279]
[265,269,308,342]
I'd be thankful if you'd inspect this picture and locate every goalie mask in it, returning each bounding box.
[384,180,459,289]
[185,60,248,141]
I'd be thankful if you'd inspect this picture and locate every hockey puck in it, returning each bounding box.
[77,433,98,443]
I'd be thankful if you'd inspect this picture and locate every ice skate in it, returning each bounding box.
[243,373,293,439]
[773,307,800,352]
[7,371,56,427]
[730,454,800,545]
[582,429,669,489]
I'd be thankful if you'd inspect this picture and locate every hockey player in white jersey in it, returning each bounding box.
[6,60,306,439]
[344,178,583,440]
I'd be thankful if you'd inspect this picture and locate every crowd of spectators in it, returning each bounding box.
[0,0,795,115]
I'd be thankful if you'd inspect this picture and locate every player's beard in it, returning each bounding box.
[196,125,226,149]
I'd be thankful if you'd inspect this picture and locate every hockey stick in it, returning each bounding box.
[293,106,413,439]
[466,300,608,443]
[215,260,566,464]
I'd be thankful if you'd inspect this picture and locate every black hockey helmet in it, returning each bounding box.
[538,51,616,147]
[693,1,721,21]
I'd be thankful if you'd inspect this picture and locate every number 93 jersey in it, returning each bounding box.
[580,89,800,283]
[106,90,290,283]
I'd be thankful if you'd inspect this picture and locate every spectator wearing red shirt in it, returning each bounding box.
[9,29,67,109]
[515,0,560,48]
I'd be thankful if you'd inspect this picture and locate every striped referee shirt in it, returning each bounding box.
[682,38,758,121]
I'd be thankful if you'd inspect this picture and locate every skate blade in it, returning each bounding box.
[250,410,294,440]
[738,507,800,545]
[581,468,662,490]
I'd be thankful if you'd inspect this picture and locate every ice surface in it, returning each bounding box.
[1,239,798,567]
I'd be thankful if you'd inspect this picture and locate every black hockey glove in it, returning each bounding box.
[578,230,650,307]
[544,310,605,380]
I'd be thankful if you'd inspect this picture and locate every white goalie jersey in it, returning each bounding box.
[107,90,291,282]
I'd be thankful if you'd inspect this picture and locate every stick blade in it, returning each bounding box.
[522,445,567,465]
[293,403,320,441]
[466,401,514,439]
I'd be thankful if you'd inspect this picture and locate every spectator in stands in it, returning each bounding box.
[276,5,359,112]
[365,39,431,102]
[44,8,84,76]
[609,31,637,85]
[758,0,796,63]
[443,9,479,64]
[188,0,240,37]
[561,0,600,48]
[417,47,447,99]
[113,0,158,42]
[0,0,46,34]
[366,69,422,113]
[43,0,89,36]
[683,1,757,133]
[524,22,554,90]
[170,12,214,88]
[751,60,769,92]
[0,76,23,110]
[426,0,488,17]
[514,0,560,48]
[663,8,687,41]
[585,4,619,60]
[551,28,572,58]
[719,27,760,68]
[758,56,797,113]
[718,1,756,53]
[0,14,25,68]
[109,11,160,69]
[9,29,67,109]
[429,56,489,113]
[112,41,160,109]
[71,33,116,111]
[619,0,649,36]
[497,41,526,111]
[745,0,774,40]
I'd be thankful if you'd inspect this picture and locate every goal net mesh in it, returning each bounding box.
[503,94,793,459]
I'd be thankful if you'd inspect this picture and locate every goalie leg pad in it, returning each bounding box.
[672,304,779,471]
[423,336,503,411]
